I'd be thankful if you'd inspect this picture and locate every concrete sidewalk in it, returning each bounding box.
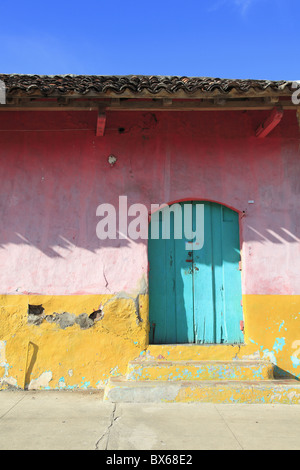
[0,390,300,450]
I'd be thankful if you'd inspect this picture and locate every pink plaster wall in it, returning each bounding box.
[0,109,299,296]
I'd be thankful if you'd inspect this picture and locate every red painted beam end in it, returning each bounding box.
[96,112,106,137]
[256,107,283,138]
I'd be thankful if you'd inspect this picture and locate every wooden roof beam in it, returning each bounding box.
[0,98,297,112]
[256,107,284,138]
[96,108,106,137]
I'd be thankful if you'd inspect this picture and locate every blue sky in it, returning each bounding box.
[0,0,299,80]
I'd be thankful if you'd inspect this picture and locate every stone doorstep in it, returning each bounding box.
[103,376,300,404]
[126,359,275,381]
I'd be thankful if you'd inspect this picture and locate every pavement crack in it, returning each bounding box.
[215,405,244,450]
[95,403,117,450]
[0,393,26,421]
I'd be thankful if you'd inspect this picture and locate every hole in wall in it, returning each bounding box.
[28,304,45,326]
[89,309,103,321]
[28,304,44,316]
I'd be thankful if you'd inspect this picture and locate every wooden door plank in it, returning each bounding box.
[174,203,194,343]
[148,213,166,344]
[193,202,215,343]
[164,212,177,343]
[221,207,244,344]
[210,204,225,344]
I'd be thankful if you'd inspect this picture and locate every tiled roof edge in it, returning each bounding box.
[0,74,296,96]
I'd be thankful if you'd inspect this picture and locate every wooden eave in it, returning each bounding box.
[0,90,299,138]
[0,94,297,112]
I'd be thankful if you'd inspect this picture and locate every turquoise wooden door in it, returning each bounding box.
[148,201,244,344]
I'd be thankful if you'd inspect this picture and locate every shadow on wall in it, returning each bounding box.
[0,198,299,260]
[24,342,38,390]
[273,365,300,381]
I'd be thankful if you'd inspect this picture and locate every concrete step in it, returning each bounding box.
[104,376,300,404]
[126,359,275,382]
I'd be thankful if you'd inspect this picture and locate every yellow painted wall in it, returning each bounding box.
[0,294,299,390]
[0,294,149,390]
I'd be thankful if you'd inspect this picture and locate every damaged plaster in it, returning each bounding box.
[28,371,53,390]
[97,272,147,325]
[101,292,143,325]
[27,305,103,329]
[0,340,18,389]
[26,280,147,329]
[100,275,148,325]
